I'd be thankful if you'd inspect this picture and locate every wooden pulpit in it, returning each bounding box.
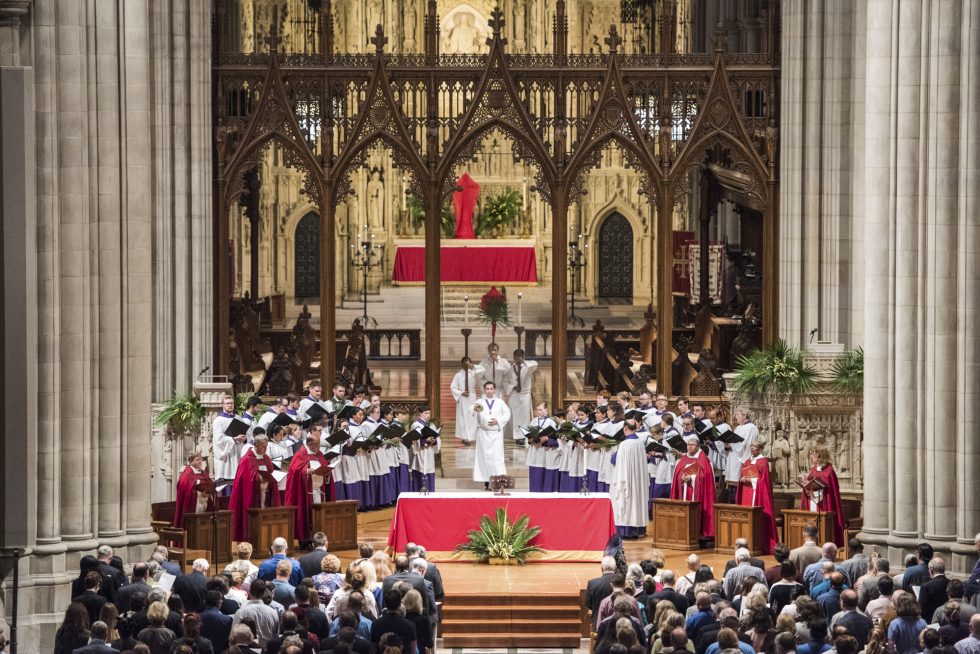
[781,509,834,551]
[653,499,700,550]
[184,510,234,565]
[247,506,296,553]
[311,500,359,550]
[713,504,763,555]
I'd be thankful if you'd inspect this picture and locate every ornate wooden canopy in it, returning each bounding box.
[212,0,780,412]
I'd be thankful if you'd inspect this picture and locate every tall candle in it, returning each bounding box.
[517,292,523,325]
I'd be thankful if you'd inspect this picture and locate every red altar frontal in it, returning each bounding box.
[391,241,538,284]
[387,492,616,562]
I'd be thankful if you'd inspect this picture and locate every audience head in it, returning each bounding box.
[147,601,169,627]
[694,565,715,585]
[206,575,229,594]
[62,603,91,634]
[660,569,675,586]
[670,627,688,648]
[130,591,148,613]
[921,628,940,651]
[237,541,254,561]
[717,628,739,650]
[192,558,210,573]
[600,556,617,573]
[410,558,428,575]
[835,636,859,654]
[348,591,365,615]
[969,614,980,636]
[230,624,254,645]
[84,571,101,591]
[803,525,819,542]
[776,631,797,654]
[780,560,798,580]
[612,594,633,617]
[294,583,310,604]
[132,562,148,580]
[205,590,223,609]
[917,542,935,563]
[312,531,328,549]
[928,556,945,576]
[877,576,894,596]
[182,612,201,638]
[96,545,113,562]
[384,589,403,612]
[249,579,267,599]
[167,594,185,615]
[338,610,358,630]
[686,553,701,571]
[610,573,626,591]
[821,542,838,559]
[735,547,750,563]
[840,589,858,609]
[394,554,410,572]
[947,578,964,600]
[696,591,712,611]
[271,537,288,554]
[403,589,423,614]
[875,558,890,574]
[773,543,790,563]
[321,553,342,573]
[829,572,845,589]
[895,591,920,618]
[276,559,292,579]
[358,543,374,559]
[281,611,299,632]
[809,618,828,643]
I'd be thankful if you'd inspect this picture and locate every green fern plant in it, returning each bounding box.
[733,339,819,396]
[475,188,522,237]
[455,507,544,564]
[407,195,456,237]
[828,346,863,393]
[155,393,205,434]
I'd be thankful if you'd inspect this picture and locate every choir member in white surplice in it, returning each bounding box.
[477,343,511,392]
[609,419,650,539]
[471,381,511,486]
[725,407,759,484]
[212,395,246,484]
[449,357,484,445]
[504,349,538,443]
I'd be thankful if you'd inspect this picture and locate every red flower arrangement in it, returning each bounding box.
[477,286,510,343]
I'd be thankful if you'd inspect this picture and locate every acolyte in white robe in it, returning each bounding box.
[610,436,650,528]
[504,360,538,440]
[257,408,279,432]
[725,421,759,482]
[477,356,512,390]
[471,397,511,482]
[212,413,243,481]
[450,364,484,442]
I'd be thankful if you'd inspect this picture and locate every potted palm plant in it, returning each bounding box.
[455,508,544,565]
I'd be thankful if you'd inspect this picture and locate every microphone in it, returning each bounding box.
[808,328,817,344]
[198,366,210,378]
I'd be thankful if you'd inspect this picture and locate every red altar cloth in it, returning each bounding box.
[387,492,616,562]
[391,246,538,283]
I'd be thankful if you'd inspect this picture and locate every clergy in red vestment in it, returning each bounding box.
[228,433,281,542]
[173,451,215,528]
[283,425,333,541]
[452,173,479,239]
[797,445,846,546]
[735,440,777,554]
[670,437,716,537]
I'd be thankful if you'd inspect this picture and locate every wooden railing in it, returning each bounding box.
[261,327,421,361]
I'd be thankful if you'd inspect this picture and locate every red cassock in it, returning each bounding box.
[670,451,715,537]
[798,464,846,546]
[282,447,333,541]
[735,457,777,554]
[173,465,215,528]
[228,449,281,542]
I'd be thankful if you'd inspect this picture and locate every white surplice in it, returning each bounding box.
[450,365,484,442]
[211,412,243,481]
[471,397,511,482]
[504,360,538,440]
[725,421,759,482]
[610,436,650,528]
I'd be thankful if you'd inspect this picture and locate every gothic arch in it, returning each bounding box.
[222,134,321,208]
[566,132,659,203]
[331,132,426,208]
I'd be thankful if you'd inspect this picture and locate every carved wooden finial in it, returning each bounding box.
[605,24,622,54]
[264,4,283,53]
[488,6,505,38]
[370,23,388,53]
[712,22,728,53]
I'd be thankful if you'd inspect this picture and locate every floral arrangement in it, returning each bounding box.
[828,346,863,393]
[455,507,544,565]
[733,339,819,396]
[477,286,510,343]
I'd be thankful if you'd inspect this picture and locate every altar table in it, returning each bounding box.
[387,492,615,562]
[391,245,538,283]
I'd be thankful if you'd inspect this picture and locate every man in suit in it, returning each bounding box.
[790,526,824,579]
[200,591,234,654]
[817,572,846,622]
[724,548,769,600]
[150,545,182,577]
[116,562,151,613]
[407,543,445,603]
[299,531,330,579]
[648,569,690,615]
[171,558,210,613]
[918,556,950,622]
[585,556,618,629]
[72,621,117,654]
[902,542,935,592]
[722,538,766,575]
[73,572,108,625]
[839,539,870,586]
[411,557,440,634]
[95,545,126,597]
[262,611,317,654]
[382,555,434,617]
[833,589,873,649]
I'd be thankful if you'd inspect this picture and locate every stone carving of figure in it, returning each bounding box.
[513,0,526,50]
[771,423,792,487]
[490,139,503,177]
[366,0,382,43]
[404,3,416,43]
[766,119,778,165]
[367,169,384,226]
[835,432,849,473]
[445,13,481,54]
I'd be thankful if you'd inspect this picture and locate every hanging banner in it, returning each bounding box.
[688,242,726,305]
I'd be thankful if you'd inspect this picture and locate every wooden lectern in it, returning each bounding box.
[714,504,763,555]
[781,509,834,551]
[311,501,359,550]
[185,510,234,564]
[653,499,700,550]
[247,506,296,553]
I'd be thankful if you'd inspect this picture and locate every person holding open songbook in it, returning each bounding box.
[726,408,759,501]
[410,405,441,492]
[283,427,333,542]
[735,439,777,554]
[670,435,716,539]
[524,402,557,492]
[173,451,215,528]
[609,419,650,539]
[797,445,846,546]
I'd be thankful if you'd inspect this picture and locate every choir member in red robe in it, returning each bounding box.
[229,433,281,542]
[670,437,716,537]
[736,440,777,554]
[797,445,846,546]
[283,426,333,542]
[173,451,215,528]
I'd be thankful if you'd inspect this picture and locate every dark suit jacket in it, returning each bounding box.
[647,588,690,615]
[586,573,616,627]
[115,581,151,613]
[723,557,766,575]
[299,548,329,579]
[695,624,752,654]
[836,610,873,648]
[382,571,434,616]
[171,570,209,612]
[817,588,842,622]
[73,591,107,625]
[918,574,950,622]
[199,607,233,653]
[70,640,119,654]
[97,562,126,595]
[902,563,930,591]
[263,631,316,654]
[424,561,445,602]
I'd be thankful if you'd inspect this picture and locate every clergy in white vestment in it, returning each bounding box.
[449,357,484,444]
[725,407,759,486]
[471,381,511,485]
[504,349,538,442]
[609,419,650,539]
[477,342,512,390]
[212,395,246,484]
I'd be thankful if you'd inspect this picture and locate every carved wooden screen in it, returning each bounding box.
[597,212,634,299]
[294,211,320,300]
